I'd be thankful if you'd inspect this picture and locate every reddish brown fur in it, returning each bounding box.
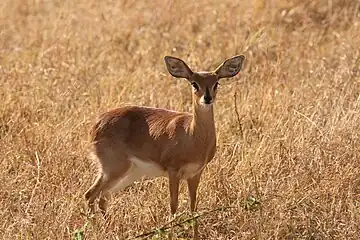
[90,105,216,176]
[85,55,244,239]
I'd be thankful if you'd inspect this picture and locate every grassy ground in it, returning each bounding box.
[1,0,360,239]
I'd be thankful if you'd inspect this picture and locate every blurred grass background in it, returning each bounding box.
[0,0,359,239]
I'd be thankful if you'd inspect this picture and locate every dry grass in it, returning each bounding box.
[1,0,360,239]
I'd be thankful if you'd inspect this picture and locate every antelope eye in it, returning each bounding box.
[191,82,199,91]
[213,82,220,91]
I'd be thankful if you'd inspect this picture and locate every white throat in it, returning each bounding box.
[198,102,213,111]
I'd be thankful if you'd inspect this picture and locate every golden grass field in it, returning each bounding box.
[1,0,360,239]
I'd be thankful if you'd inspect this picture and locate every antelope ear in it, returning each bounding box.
[164,56,193,79]
[215,55,245,79]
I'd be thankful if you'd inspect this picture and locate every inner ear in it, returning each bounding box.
[215,55,245,79]
[164,56,193,79]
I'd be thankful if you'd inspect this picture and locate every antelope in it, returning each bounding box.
[85,55,245,238]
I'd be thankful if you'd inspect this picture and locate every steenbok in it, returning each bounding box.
[85,55,245,238]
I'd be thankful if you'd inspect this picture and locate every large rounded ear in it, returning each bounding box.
[215,55,245,79]
[164,56,193,79]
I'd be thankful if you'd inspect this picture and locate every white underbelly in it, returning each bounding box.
[178,162,204,179]
[129,156,167,177]
[110,156,166,192]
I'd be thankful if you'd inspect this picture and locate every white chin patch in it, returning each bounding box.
[199,102,213,109]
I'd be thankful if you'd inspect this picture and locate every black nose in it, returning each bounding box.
[204,95,212,104]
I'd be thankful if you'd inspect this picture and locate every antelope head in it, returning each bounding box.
[164,55,245,108]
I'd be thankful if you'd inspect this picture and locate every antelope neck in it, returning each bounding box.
[189,101,216,138]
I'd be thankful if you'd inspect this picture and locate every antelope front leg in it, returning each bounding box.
[168,172,180,239]
[187,172,202,240]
